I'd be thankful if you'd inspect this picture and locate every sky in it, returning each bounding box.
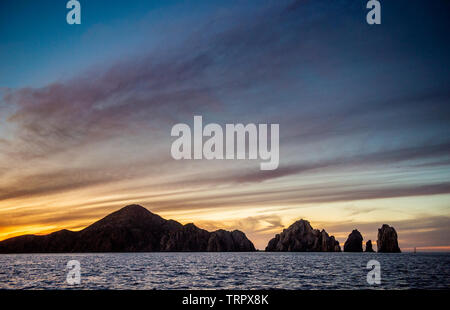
[0,0,449,251]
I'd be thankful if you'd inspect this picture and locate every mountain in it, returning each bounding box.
[265,219,341,252]
[343,229,363,252]
[0,205,255,253]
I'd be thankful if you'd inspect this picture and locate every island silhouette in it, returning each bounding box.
[0,204,400,253]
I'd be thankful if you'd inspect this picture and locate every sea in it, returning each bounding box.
[0,252,448,289]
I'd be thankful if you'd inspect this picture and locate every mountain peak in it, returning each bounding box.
[104,204,157,221]
[116,204,149,214]
[81,204,164,234]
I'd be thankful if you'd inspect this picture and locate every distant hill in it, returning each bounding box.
[0,205,256,253]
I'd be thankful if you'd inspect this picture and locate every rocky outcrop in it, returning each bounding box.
[377,224,401,253]
[207,229,256,252]
[265,219,341,252]
[0,205,255,253]
[160,224,256,251]
[344,230,363,252]
[365,240,375,252]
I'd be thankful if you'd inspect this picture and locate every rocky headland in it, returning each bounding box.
[265,219,341,252]
[0,205,256,253]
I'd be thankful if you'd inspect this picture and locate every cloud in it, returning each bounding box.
[1,54,220,160]
[143,182,450,214]
[151,142,450,189]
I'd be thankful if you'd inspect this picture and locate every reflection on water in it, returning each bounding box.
[0,252,448,289]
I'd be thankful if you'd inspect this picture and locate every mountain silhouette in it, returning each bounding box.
[0,205,255,253]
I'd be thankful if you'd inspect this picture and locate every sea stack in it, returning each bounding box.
[377,224,401,253]
[365,240,375,252]
[265,219,341,252]
[343,229,363,252]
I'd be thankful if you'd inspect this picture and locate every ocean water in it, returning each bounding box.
[0,252,448,289]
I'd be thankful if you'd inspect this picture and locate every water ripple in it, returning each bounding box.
[0,252,448,289]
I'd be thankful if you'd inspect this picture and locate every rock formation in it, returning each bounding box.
[265,219,341,252]
[343,229,363,252]
[0,205,255,253]
[377,224,401,253]
[160,224,255,251]
[365,240,375,252]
